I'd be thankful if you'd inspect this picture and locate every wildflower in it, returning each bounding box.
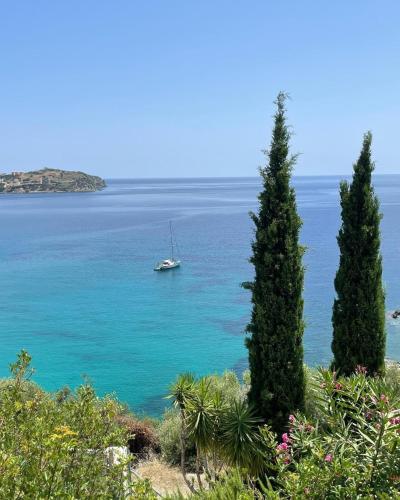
[324,454,333,462]
[282,432,290,443]
[276,442,288,452]
[380,394,389,404]
[355,365,367,375]
[50,425,78,441]
[365,411,373,421]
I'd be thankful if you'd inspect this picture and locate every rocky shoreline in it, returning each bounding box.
[0,168,106,193]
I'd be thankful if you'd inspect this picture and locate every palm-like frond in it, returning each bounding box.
[166,373,195,412]
[220,399,263,471]
[185,377,218,453]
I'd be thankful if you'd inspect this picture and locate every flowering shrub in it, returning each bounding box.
[272,369,400,497]
[0,351,151,498]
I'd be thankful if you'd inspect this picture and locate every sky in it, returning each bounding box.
[0,1,399,178]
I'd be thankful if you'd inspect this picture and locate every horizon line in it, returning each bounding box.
[103,173,400,180]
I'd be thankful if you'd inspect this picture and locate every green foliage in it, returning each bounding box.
[130,478,158,499]
[244,92,305,432]
[0,350,134,498]
[332,131,386,375]
[219,400,263,472]
[166,372,275,492]
[160,371,245,468]
[180,368,400,498]
[272,369,400,497]
[157,408,195,466]
[303,365,324,421]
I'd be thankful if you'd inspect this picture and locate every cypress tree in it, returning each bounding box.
[244,93,305,432]
[332,132,385,375]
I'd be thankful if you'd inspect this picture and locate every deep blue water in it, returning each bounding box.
[0,176,399,415]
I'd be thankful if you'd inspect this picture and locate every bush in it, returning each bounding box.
[0,377,44,401]
[273,369,400,497]
[157,408,196,468]
[116,414,160,457]
[179,368,400,498]
[0,351,131,498]
[205,371,245,402]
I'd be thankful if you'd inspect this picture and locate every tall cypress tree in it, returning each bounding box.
[332,132,385,375]
[244,93,305,432]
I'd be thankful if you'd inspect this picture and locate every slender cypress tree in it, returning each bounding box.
[244,93,305,433]
[332,132,385,375]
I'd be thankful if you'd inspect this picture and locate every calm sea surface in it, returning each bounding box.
[0,176,399,415]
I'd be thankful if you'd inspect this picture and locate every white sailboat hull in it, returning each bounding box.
[154,259,181,271]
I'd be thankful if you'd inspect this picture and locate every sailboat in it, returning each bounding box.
[154,221,181,271]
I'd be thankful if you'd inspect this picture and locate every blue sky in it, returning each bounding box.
[0,1,399,177]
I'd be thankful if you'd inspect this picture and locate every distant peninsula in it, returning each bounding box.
[0,168,106,193]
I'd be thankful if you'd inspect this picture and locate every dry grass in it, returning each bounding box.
[135,457,202,497]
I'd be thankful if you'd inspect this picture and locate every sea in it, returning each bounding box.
[0,176,399,415]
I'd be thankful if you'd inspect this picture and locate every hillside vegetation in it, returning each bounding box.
[0,168,106,193]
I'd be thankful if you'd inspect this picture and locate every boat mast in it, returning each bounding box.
[170,221,174,260]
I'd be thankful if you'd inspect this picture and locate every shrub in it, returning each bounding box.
[0,377,44,401]
[0,351,132,498]
[273,369,400,496]
[157,408,196,468]
[116,414,160,457]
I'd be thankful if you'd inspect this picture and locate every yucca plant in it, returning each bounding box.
[166,373,197,492]
[185,378,218,488]
[219,399,265,475]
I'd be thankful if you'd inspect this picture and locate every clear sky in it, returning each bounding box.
[1,1,399,178]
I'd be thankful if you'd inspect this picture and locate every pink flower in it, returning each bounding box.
[380,394,389,404]
[288,414,295,424]
[390,417,400,425]
[334,383,343,391]
[276,442,288,452]
[324,454,333,462]
[282,433,290,443]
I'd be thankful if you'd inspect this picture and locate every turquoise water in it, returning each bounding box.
[0,176,399,414]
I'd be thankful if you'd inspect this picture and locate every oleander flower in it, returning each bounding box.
[276,442,289,452]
